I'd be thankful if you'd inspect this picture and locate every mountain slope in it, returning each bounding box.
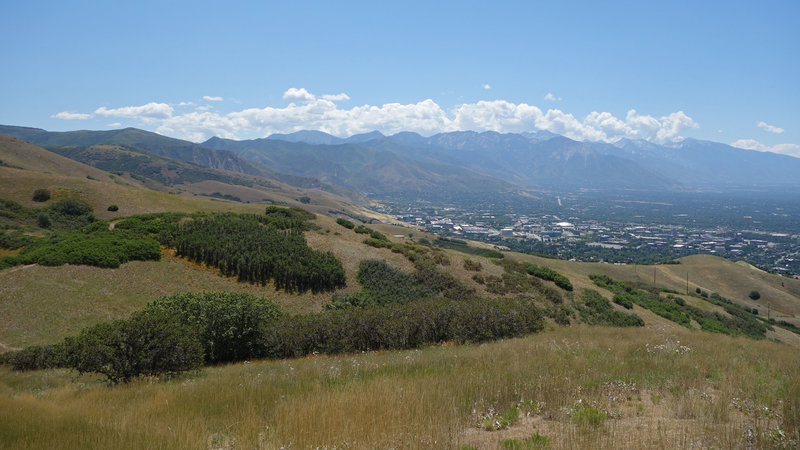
[0,125,362,200]
[370,131,678,191]
[0,125,269,176]
[0,134,117,180]
[607,138,800,189]
[203,137,522,198]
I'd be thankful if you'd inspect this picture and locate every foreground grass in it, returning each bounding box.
[1,326,798,449]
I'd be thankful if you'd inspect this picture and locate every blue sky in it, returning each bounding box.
[1,1,797,155]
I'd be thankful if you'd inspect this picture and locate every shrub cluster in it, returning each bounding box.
[0,230,35,249]
[327,259,475,309]
[526,263,573,291]
[353,225,388,241]
[32,189,51,202]
[327,259,435,309]
[169,213,345,293]
[7,293,546,383]
[486,262,563,304]
[335,218,356,229]
[6,292,282,383]
[590,274,767,338]
[0,227,161,269]
[576,289,644,327]
[263,297,545,358]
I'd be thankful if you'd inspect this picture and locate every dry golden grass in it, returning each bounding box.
[1,326,798,449]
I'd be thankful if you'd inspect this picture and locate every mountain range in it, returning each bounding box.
[3,124,799,203]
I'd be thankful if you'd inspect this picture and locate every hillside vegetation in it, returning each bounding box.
[1,129,800,449]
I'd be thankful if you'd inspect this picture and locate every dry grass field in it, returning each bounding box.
[1,326,798,449]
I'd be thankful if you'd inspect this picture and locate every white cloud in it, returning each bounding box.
[203,96,224,102]
[544,93,561,101]
[655,111,699,143]
[51,111,92,120]
[321,93,350,101]
[282,87,316,102]
[177,101,194,107]
[107,122,122,128]
[731,139,800,158]
[483,84,492,90]
[66,88,697,144]
[94,102,173,121]
[757,121,784,134]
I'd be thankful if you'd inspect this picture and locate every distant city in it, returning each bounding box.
[378,194,800,277]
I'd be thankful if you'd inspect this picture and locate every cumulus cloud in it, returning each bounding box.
[107,122,122,128]
[483,84,491,90]
[757,121,784,134]
[282,87,316,102]
[65,88,697,144]
[321,93,350,101]
[51,111,92,120]
[203,96,223,102]
[94,102,173,121]
[731,139,800,158]
[543,93,561,101]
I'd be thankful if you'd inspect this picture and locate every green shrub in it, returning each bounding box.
[336,218,355,229]
[749,290,761,300]
[0,231,35,249]
[37,212,52,229]
[141,292,282,364]
[32,189,51,202]
[50,198,92,216]
[9,228,161,269]
[171,213,345,293]
[107,205,119,212]
[326,260,434,309]
[612,293,634,309]
[263,297,545,359]
[526,263,573,291]
[577,289,644,327]
[363,237,389,248]
[64,308,204,384]
[5,344,68,371]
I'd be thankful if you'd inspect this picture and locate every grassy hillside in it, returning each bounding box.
[1,138,800,448]
[509,252,800,320]
[1,326,797,449]
[0,136,382,222]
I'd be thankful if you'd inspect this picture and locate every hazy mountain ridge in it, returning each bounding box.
[0,125,360,200]
[203,137,519,198]
[261,129,800,191]
[606,138,800,189]
[5,124,799,199]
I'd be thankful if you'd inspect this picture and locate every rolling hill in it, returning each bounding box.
[0,125,360,200]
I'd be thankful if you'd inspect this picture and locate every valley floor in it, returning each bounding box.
[1,325,797,449]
